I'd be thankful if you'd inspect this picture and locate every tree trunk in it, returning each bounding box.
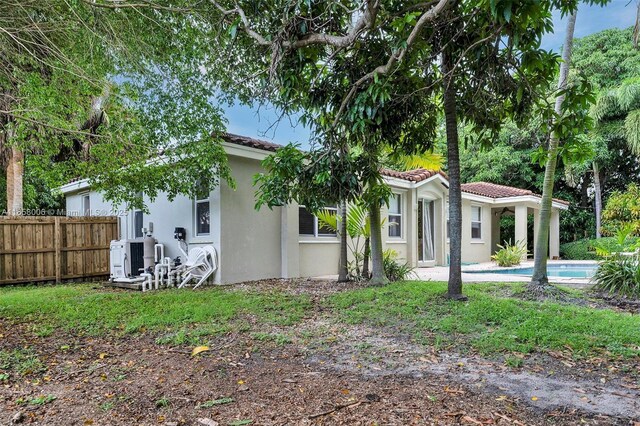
[368,200,388,286]
[441,50,465,300]
[580,171,590,208]
[362,237,370,278]
[530,11,577,290]
[593,162,602,239]
[6,146,23,215]
[6,148,14,214]
[338,200,349,282]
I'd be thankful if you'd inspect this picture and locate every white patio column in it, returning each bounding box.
[533,208,540,259]
[514,205,528,260]
[549,209,560,259]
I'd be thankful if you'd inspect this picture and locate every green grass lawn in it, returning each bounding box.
[0,284,310,344]
[1,281,639,359]
[329,281,640,358]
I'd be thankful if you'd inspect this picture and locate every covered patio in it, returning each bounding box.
[460,182,569,259]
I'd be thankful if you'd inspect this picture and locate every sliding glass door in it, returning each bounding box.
[418,199,436,263]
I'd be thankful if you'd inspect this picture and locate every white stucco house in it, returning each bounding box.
[60,133,569,284]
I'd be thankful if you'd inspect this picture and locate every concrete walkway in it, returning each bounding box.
[314,260,596,289]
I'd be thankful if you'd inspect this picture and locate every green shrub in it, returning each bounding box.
[561,236,640,260]
[560,239,599,260]
[593,255,640,298]
[601,183,640,237]
[591,225,640,257]
[491,240,527,267]
[383,249,414,282]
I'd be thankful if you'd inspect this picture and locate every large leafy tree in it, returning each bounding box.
[202,0,593,294]
[0,0,232,214]
[529,7,610,291]
[571,27,640,238]
[76,0,600,296]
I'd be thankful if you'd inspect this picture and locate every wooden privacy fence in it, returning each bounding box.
[0,216,119,285]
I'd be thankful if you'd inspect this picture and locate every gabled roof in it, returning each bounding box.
[220,133,281,152]
[461,182,534,198]
[380,168,448,182]
[461,181,570,206]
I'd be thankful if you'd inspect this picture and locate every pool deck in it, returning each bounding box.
[312,260,597,289]
[414,260,596,288]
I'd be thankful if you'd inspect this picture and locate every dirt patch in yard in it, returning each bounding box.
[0,318,637,426]
[2,280,640,425]
[295,319,640,422]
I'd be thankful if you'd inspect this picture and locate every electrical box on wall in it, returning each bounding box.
[174,227,186,240]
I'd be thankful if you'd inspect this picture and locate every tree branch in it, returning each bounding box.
[333,0,451,125]
[210,0,381,48]
[0,110,108,138]
[81,0,194,12]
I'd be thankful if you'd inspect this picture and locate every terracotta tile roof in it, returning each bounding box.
[461,182,570,205]
[461,182,533,198]
[381,168,447,183]
[220,132,282,152]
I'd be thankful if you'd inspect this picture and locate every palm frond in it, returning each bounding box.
[624,109,640,156]
[399,152,444,171]
[617,81,640,111]
[316,209,338,233]
[346,204,367,238]
[592,90,621,122]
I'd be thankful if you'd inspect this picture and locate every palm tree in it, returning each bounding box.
[530,11,578,291]
[588,78,640,238]
[592,78,640,156]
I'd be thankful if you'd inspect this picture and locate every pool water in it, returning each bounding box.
[466,263,599,279]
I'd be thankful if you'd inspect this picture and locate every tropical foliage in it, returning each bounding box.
[593,254,640,298]
[601,184,640,236]
[0,0,234,213]
[382,249,415,282]
[316,204,372,280]
[491,240,528,267]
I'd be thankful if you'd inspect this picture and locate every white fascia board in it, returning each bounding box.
[222,142,272,161]
[415,173,449,189]
[553,201,570,210]
[461,192,570,210]
[491,195,569,210]
[461,192,494,204]
[59,179,90,195]
[384,176,414,189]
[384,173,449,190]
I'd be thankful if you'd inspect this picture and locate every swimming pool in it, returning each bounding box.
[465,263,599,279]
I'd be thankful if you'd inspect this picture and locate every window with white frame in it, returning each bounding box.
[471,205,482,239]
[298,205,337,237]
[388,193,402,238]
[195,183,210,236]
[82,194,91,216]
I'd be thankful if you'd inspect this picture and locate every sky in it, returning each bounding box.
[222,0,638,149]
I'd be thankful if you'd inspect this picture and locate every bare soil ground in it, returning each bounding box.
[1,279,639,425]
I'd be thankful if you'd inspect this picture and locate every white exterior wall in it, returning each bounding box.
[299,241,341,277]
[383,188,410,263]
[62,145,568,282]
[65,190,118,218]
[64,186,223,280]
[460,198,493,264]
[219,155,283,283]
